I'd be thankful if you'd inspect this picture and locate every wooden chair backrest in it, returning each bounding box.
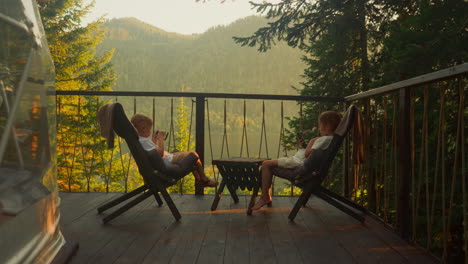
[112,103,162,185]
[303,105,357,181]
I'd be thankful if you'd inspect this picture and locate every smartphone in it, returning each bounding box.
[156,130,169,140]
[297,133,307,148]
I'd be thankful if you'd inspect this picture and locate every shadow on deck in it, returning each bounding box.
[59,192,437,264]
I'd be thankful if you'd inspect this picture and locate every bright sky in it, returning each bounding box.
[84,0,276,35]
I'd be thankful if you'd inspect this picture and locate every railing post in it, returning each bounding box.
[195,96,205,195]
[343,102,350,199]
[397,87,412,239]
[344,133,350,198]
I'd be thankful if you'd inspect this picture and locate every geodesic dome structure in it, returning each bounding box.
[0,0,65,263]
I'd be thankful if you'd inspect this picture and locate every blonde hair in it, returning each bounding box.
[319,111,341,132]
[131,114,152,132]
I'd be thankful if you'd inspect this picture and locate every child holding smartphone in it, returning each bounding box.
[131,114,218,187]
[252,110,341,210]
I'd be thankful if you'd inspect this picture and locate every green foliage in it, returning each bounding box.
[238,1,467,261]
[174,97,195,152]
[277,183,302,196]
[97,16,308,161]
[235,0,467,137]
[38,0,116,91]
[378,0,468,82]
[99,16,304,96]
[167,97,197,194]
[233,0,383,151]
[38,0,117,191]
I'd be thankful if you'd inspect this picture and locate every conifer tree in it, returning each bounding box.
[236,1,467,260]
[37,0,117,191]
[234,0,466,143]
[233,0,391,146]
[168,97,196,194]
[378,0,467,82]
[234,1,379,96]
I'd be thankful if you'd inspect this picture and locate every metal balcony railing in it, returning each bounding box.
[55,63,467,262]
[54,91,343,195]
[341,63,467,262]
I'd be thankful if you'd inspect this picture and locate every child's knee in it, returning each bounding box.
[262,160,275,169]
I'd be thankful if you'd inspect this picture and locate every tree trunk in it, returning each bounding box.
[357,0,370,92]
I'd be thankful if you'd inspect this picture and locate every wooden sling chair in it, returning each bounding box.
[97,102,199,224]
[271,105,367,222]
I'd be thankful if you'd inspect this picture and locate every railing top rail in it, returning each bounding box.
[345,63,468,102]
[54,90,344,102]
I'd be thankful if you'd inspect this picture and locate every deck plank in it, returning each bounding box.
[87,195,155,264]
[264,197,303,264]
[195,194,231,263]
[63,192,155,264]
[88,192,181,264]
[223,195,250,264]
[290,196,356,264]
[112,195,183,264]
[364,216,438,263]
[168,195,217,264]
[247,196,278,264]
[58,192,439,264]
[309,197,408,263]
[59,192,116,225]
[274,196,356,264]
[140,194,207,264]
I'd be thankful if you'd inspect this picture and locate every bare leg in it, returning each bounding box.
[192,153,218,187]
[195,160,208,180]
[252,159,278,210]
[192,169,201,181]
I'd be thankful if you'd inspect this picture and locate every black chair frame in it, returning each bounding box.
[272,105,368,222]
[96,103,195,224]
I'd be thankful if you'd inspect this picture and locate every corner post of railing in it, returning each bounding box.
[397,87,412,239]
[195,96,205,195]
[343,102,350,198]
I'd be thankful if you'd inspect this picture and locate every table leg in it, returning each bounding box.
[247,186,259,215]
[227,184,239,203]
[211,179,226,211]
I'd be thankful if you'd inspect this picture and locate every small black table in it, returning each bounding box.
[210,158,268,215]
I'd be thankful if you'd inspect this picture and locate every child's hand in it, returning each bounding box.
[155,130,165,140]
[297,137,307,148]
[308,137,319,145]
[151,131,158,142]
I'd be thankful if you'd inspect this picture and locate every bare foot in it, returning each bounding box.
[252,197,272,210]
[199,178,219,187]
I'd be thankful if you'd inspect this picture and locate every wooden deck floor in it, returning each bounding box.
[59,192,437,264]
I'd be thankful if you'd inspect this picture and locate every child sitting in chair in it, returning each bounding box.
[131,114,218,187]
[252,110,341,210]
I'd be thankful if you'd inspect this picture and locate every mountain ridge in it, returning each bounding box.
[104,17,198,41]
[98,15,306,95]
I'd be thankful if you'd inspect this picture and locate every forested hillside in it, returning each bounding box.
[96,16,308,166]
[98,16,305,94]
[40,1,467,260]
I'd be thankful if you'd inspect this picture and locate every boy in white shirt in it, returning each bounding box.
[131,114,218,187]
[252,111,341,210]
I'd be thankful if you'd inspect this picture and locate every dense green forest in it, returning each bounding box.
[234,1,466,262]
[38,0,466,261]
[96,16,312,165]
[98,16,305,95]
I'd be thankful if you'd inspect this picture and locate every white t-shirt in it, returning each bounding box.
[277,136,333,168]
[311,136,333,150]
[138,137,174,163]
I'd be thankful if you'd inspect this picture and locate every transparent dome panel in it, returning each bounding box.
[0,20,31,136]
